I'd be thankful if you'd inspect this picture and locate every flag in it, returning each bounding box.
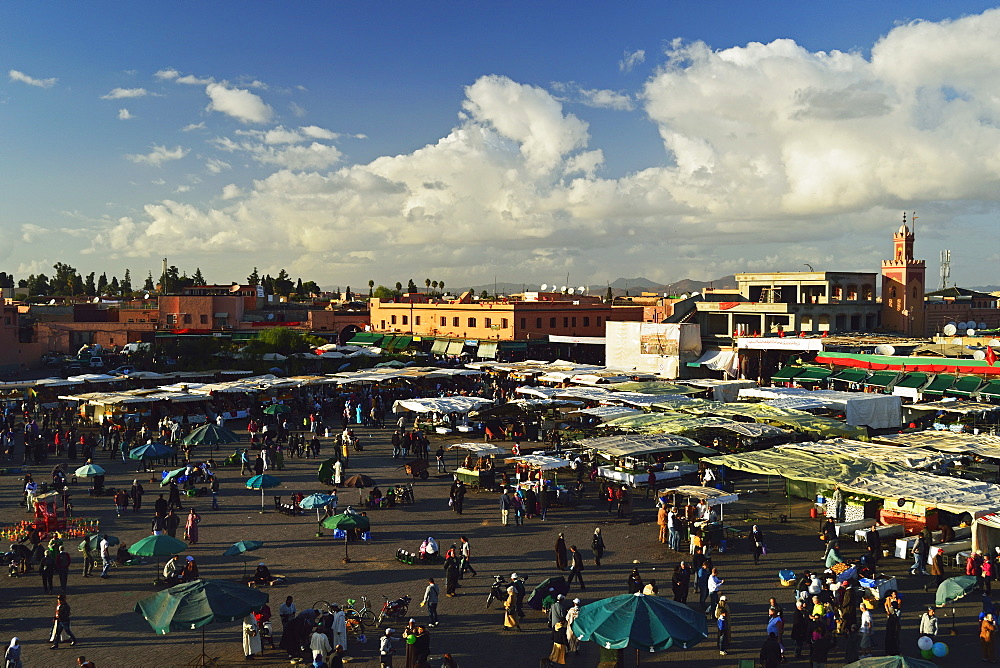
[987,345,997,367]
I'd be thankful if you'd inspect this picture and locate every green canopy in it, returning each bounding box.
[182,423,240,446]
[979,379,1000,399]
[135,579,269,635]
[796,367,832,383]
[245,474,281,511]
[129,442,174,460]
[222,540,264,557]
[160,467,187,486]
[935,575,977,607]
[129,534,187,557]
[317,457,341,486]
[892,373,929,389]
[922,374,955,396]
[830,368,869,384]
[610,381,701,395]
[79,534,119,552]
[262,404,291,415]
[770,366,804,382]
[843,657,938,668]
[75,463,106,477]
[864,370,899,388]
[321,512,371,563]
[947,376,984,397]
[347,332,383,345]
[571,593,708,652]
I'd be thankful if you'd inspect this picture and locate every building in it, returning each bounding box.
[368,291,642,341]
[694,271,880,338]
[924,287,1000,334]
[0,303,27,374]
[881,218,926,336]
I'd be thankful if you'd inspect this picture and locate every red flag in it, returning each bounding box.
[987,345,997,367]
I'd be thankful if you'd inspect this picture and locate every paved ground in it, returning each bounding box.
[0,426,980,667]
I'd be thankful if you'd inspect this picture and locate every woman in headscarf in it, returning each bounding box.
[4,637,21,668]
[824,541,845,569]
[627,563,643,594]
[503,585,521,631]
[184,507,201,545]
[564,599,581,654]
[554,533,568,571]
[591,527,605,567]
[419,537,438,559]
[548,621,568,665]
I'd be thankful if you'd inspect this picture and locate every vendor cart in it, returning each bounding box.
[403,458,430,480]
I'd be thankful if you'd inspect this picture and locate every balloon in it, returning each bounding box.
[932,641,949,657]
[406,634,417,645]
[917,635,934,651]
[920,649,934,659]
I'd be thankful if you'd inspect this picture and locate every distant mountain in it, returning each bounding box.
[461,275,739,297]
[970,285,1000,293]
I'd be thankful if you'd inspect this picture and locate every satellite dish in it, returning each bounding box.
[267,313,275,320]
[874,344,896,356]
[980,322,988,330]
[947,321,957,328]
[144,293,150,300]
[897,498,907,508]
[577,286,585,294]
[49,299,56,305]
[92,297,100,303]
[952,338,964,345]
[540,283,548,291]
[968,328,977,337]
[681,293,690,299]
[691,291,700,296]
[943,324,958,336]
[973,350,987,361]
[568,288,575,295]
[229,283,241,293]
[958,321,968,330]
[990,339,1000,347]
[560,286,567,292]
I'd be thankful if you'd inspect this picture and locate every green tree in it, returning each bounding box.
[407,279,417,293]
[431,280,438,295]
[97,273,109,295]
[394,281,403,295]
[273,269,294,295]
[245,328,319,355]
[295,278,303,296]
[52,262,79,295]
[192,267,205,286]
[300,281,320,296]
[439,280,445,295]
[368,279,375,297]
[345,286,352,301]
[424,278,431,293]
[373,285,396,300]
[109,276,120,294]
[84,272,96,296]
[121,268,133,296]
[25,273,50,295]
[143,272,155,292]
[247,267,260,287]
[480,290,489,299]
[605,286,613,303]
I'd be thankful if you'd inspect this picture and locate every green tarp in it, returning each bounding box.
[892,373,928,389]
[830,369,868,383]
[770,366,803,382]
[979,380,1000,399]
[610,381,701,395]
[922,374,955,395]
[797,367,832,383]
[500,341,528,351]
[864,370,899,387]
[948,376,984,397]
[389,335,413,350]
[348,332,383,345]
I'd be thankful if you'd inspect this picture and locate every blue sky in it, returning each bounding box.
[3,2,1000,291]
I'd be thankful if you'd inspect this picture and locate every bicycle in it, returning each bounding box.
[311,599,372,636]
[344,596,377,628]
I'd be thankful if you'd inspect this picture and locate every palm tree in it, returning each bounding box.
[424,278,431,293]
[431,280,438,295]
[368,279,375,297]
[395,281,403,297]
[439,280,445,296]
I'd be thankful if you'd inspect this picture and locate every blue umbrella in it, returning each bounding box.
[245,474,281,512]
[299,493,335,531]
[129,441,175,460]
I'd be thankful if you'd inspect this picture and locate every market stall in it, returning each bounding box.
[574,434,715,486]
[448,443,507,490]
[658,485,739,524]
[504,454,574,503]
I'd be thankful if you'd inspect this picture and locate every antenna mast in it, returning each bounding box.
[939,250,951,290]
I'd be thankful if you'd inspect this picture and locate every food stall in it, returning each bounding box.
[505,454,574,504]
[449,443,507,490]
[575,434,716,486]
[658,485,739,524]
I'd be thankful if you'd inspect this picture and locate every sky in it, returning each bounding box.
[4,1,1000,292]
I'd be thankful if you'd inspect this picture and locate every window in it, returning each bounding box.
[166,314,176,325]
[402,315,408,325]
[583,317,590,327]
[200,314,208,325]
[502,318,509,329]
[520,318,526,329]
[597,316,602,326]
[391,315,397,325]
[415,316,421,326]
[441,317,447,326]
[468,317,477,328]
[381,320,386,329]
[571,317,577,327]
[183,314,192,324]
[484,317,492,328]
[452,317,459,327]
[536,318,542,328]
[563,317,569,328]
[549,317,556,328]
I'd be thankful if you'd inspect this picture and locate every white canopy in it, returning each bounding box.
[392,396,494,414]
[839,471,1000,516]
[574,406,642,421]
[506,455,571,470]
[659,485,739,506]
[448,443,507,456]
[515,386,562,399]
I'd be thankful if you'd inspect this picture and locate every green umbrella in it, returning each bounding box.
[571,593,708,665]
[129,534,188,557]
[78,534,119,552]
[182,424,240,449]
[160,467,188,486]
[135,578,269,666]
[263,404,291,415]
[844,658,939,668]
[245,474,281,512]
[129,442,174,460]
[936,574,977,634]
[223,540,264,579]
[321,512,371,563]
[75,463,106,477]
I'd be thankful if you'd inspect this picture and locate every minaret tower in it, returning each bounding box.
[880,212,926,336]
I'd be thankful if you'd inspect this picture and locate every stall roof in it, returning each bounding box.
[864,370,900,388]
[515,386,562,399]
[770,366,804,382]
[505,455,572,470]
[608,381,701,395]
[922,374,956,395]
[839,471,1000,516]
[948,376,985,397]
[830,369,869,384]
[448,443,508,456]
[574,406,643,421]
[392,396,494,414]
[658,485,739,506]
[573,434,712,457]
[892,372,929,389]
[980,380,1000,399]
[874,431,1000,458]
[906,400,1000,414]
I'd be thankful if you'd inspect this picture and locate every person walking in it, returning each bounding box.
[422,578,440,627]
[379,628,396,667]
[499,490,512,526]
[55,545,71,593]
[982,612,996,663]
[911,534,930,576]
[39,548,56,594]
[4,637,21,668]
[81,539,95,579]
[671,562,691,603]
[918,606,938,643]
[717,609,730,656]
[50,594,77,650]
[565,599,581,654]
[751,525,765,565]
[592,527,605,567]
[459,536,477,578]
[210,476,220,510]
[760,632,782,668]
[184,508,201,545]
[503,585,521,631]
[568,545,585,591]
[443,551,460,597]
[554,533,568,571]
[707,568,724,613]
[99,535,113,579]
[164,509,181,538]
[130,480,143,512]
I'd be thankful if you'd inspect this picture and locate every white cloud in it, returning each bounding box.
[9,69,57,88]
[289,102,307,117]
[102,87,149,99]
[125,145,189,167]
[182,122,206,132]
[154,68,180,80]
[178,74,214,85]
[620,49,646,73]
[174,185,191,193]
[118,108,134,120]
[205,83,272,123]
[301,126,338,140]
[206,158,231,174]
[578,88,634,111]
[90,9,1000,287]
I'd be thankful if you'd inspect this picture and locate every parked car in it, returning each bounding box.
[107,365,136,376]
[88,357,105,369]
